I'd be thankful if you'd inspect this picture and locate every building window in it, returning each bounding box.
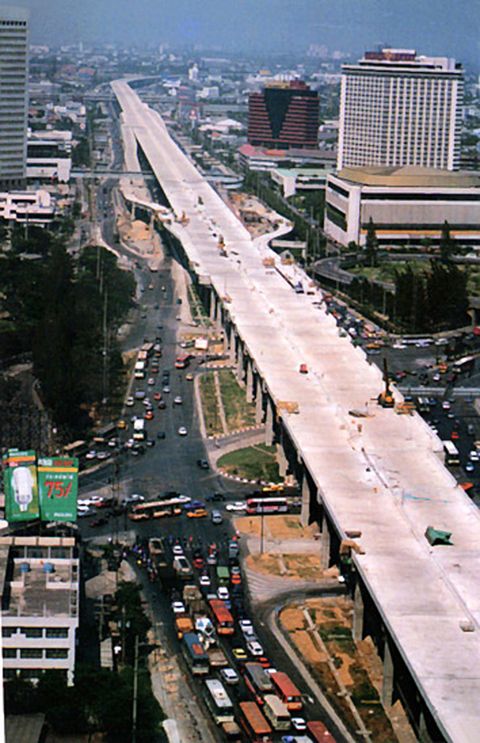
[45,649,68,659]
[46,628,68,639]
[2,648,17,658]
[20,648,43,659]
[20,627,43,638]
[2,628,17,637]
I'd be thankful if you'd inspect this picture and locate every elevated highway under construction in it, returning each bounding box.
[112,78,480,743]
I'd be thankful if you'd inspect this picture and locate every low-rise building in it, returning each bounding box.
[27,130,72,183]
[1,536,79,686]
[324,165,480,247]
[239,143,336,173]
[271,167,334,198]
[0,189,55,226]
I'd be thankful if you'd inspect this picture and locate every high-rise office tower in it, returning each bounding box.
[0,6,29,189]
[337,49,463,171]
[248,81,319,150]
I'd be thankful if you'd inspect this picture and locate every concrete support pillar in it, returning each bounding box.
[229,329,236,363]
[382,641,394,708]
[265,403,274,446]
[223,325,230,353]
[236,345,244,383]
[255,384,264,425]
[300,473,310,527]
[246,364,254,403]
[320,517,331,569]
[277,443,288,479]
[209,292,216,321]
[352,583,365,642]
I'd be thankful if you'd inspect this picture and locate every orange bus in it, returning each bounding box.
[238,701,272,743]
[307,720,337,742]
[208,599,234,635]
[270,671,303,711]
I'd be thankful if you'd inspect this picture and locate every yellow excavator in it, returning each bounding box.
[378,358,395,408]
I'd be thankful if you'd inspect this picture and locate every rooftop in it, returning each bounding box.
[337,166,480,189]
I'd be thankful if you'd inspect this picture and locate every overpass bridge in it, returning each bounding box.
[112,79,480,743]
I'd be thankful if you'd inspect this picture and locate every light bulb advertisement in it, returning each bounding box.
[38,457,79,522]
[3,450,40,522]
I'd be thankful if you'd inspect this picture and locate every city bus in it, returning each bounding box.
[453,355,475,375]
[129,498,184,521]
[238,701,272,743]
[263,694,291,731]
[443,441,460,466]
[307,720,337,742]
[246,497,288,516]
[204,678,235,724]
[63,440,88,458]
[208,599,234,635]
[243,662,273,705]
[175,354,190,369]
[181,632,209,676]
[270,672,303,711]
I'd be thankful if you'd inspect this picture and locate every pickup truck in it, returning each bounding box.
[175,616,194,639]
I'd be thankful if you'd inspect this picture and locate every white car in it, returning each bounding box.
[246,639,264,657]
[469,450,480,462]
[85,450,97,460]
[79,495,103,507]
[225,501,246,512]
[124,494,145,504]
[176,495,191,503]
[199,574,211,587]
[171,601,186,615]
[217,587,229,601]
[172,544,184,556]
[442,401,451,410]
[126,396,134,407]
[178,426,188,436]
[393,342,406,350]
[77,503,91,513]
[220,668,239,686]
[239,619,255,637]
[147,377,155,386]
[291,717,307,732]
[174,395,183,405]
[96,451,109,461]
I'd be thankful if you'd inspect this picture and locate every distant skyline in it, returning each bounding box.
[4,0,480,69]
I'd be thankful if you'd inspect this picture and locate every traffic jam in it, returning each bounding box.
[133,531,336,743]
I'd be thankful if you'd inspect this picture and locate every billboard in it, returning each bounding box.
[3,450,40,522]
[38,457,79,522]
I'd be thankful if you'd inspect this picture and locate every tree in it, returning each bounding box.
[365,218,378,267]
[439,220,454,263]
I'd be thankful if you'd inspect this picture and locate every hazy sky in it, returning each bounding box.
[6,0,480,67]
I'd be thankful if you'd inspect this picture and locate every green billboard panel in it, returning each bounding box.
[3,450,39,522]
[38,457,79,522]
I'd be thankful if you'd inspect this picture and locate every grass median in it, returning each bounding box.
[218,369,256,430]
[217,443,280,482]
[199,373,224,436]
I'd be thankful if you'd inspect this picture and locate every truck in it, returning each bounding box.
[206,645,229,668]
[175,615,194,639]
[183,584,205,615]
[133,419,146,441]
[134,360,146,379]
[216,566,230,586]
[173,556,193,580]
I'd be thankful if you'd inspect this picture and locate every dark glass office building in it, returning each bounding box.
[248,81,319,150]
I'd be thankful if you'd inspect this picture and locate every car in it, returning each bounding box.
[186,373,194,381]
[89,517,108,528]
[193,554,204,569]
[451,431,459,440]
[174,395,183,405]
[144,410,154,421]
[124,494,145,505]
[96,451,109,460]
[467,424,476,436]
[469,450,480,462]
[187,508,208,519]
[171,601,186,615]
[220,668,240,686]
[211,510,223,525]
[85,450,97,460]
[207,553,217,566]
[147,377,155,386]
[197,459,209,469]
[176,495,191,503]
[126,396,134,406]
[247,639,264,657]
[134,390,146,400]
[156,431,166,440]
[225,501,246,512]
[178,426,188,436]
[199,574,211,587]
[153,392,161,401]
[107,439,117,448]
[239,619,255,637]
[432,373,441,382]
[78,507,95,518]
[217,587,229,601]
[291,717,307,732]
[299,363,308,374]
[465,462,475,473]
[172,544,184,556]
[442,401,451,410]
[231,573,242,585]
[232,647,247,661]
[163,385,171,394]
[158,400,167,410]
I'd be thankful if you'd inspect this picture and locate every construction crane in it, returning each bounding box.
[377,358,395,408]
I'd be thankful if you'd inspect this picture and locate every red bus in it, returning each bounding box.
[175,354,190,369]
[246,498,288,516]
[307,720,337,742]
[208,599,234,635]
[238,701,272,743]
[270,671,303,711]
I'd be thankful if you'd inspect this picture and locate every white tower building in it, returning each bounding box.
[337,49,463,171]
